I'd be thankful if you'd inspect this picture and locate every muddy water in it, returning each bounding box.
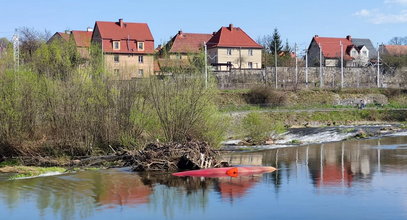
[1,136,407,220]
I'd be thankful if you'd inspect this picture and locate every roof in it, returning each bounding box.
[312,36,354,60]
[352,38,377,59]
[94,19,154,54]
[168,31,213,53]
[71,31,92,47]
[207,24,263,49]
[381,45,407,56]
[95,20,153,41]
[57,32,70,41]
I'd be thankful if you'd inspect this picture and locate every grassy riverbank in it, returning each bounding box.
[217,88,407,111]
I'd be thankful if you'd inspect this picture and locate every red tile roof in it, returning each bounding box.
[94,19,154,54]
[57,32,70,41]
[382,45,407,56]
[168,31,213,53]
[71,31,92,48]
[312,36,354,60]
[207,24,262,49]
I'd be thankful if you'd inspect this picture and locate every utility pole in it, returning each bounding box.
[204,41,208,89]
[295,43,298,85]
[305,49,308,88]
[319,43,323,88]
[12,31,20,71]
[275,41,278,89]
[377,43,380,88]
[340,41,344,88]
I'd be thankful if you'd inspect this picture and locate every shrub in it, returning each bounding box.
[245,86,288,106]
[241,112,285,144]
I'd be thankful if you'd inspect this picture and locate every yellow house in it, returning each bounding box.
[206,24,263,71]
[92,19,155,79]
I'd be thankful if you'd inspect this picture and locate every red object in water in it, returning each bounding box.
[172,166,276,177]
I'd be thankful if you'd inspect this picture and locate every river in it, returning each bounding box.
[1,136,407,220]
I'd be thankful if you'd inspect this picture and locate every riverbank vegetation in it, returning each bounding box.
[0,36,226,165]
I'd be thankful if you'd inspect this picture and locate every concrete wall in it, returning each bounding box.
[215,67,407,90]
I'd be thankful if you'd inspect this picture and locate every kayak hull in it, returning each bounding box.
[172,166,276,177]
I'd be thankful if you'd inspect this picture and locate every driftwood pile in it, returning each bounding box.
[131,141,224,172]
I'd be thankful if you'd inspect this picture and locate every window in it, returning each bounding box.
[114,69,119,75]
[248,49,253,56]
[138,42,144,51]
[113,41,120,50]
[227,48,232,55]
[138,69,144,77]
[114,55,119,63]
[138,55,144,63]
[248,62,253,69]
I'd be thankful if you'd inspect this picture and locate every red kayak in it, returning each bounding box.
[172,166,276,178]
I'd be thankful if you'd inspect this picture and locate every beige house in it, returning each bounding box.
[206,24,263,71]
[92,19,155,79]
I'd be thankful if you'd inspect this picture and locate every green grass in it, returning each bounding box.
[7,166,67,180]
[0,160,21,167]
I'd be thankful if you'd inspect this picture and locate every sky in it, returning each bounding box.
[1,0,406,53]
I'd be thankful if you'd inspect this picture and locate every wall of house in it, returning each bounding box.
[208,48,262,71]
[169,54,189,60]
[215,67,407,89]
[307,40,323,67]
[104,54,154,80]
[325,59,339,67]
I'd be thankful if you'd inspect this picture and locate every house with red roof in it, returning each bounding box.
[159,30,213,59]
[48,28,93,58]
[156,30,213,72]
[206,24,263,71]
[379,44,407,56]
[92,19,155,79]
[307,35,371,67]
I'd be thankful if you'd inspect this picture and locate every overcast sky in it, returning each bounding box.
[1,0,406,51]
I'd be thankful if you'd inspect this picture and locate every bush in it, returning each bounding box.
[245,86,288,106]
[241,112,285,144]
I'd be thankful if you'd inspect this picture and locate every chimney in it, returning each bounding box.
[178,30,183,36]
[315,35,319,38]
[346,35,352,41]
[229,24,234,30]
[119,19,124,28]
[212,32,216,35]
[87,27,93,32]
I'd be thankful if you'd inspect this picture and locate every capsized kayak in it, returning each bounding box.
[172,166,276,177]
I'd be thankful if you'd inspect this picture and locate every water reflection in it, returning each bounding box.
[0,136,406,219]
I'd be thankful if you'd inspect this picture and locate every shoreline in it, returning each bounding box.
[221,123,407,151]
[1,123,406,177]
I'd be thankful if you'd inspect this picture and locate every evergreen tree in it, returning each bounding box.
[283,39,291,53]
[269,28,283,55]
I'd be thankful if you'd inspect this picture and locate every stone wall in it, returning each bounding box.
[215,67,407,90]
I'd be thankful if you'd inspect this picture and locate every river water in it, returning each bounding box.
[1,136,407,220]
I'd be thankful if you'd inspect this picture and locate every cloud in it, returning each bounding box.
[354,9,372,17]
[354,8,407,24]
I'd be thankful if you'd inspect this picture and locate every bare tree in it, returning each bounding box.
[389,36,407,45]
[18,27,49,63]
